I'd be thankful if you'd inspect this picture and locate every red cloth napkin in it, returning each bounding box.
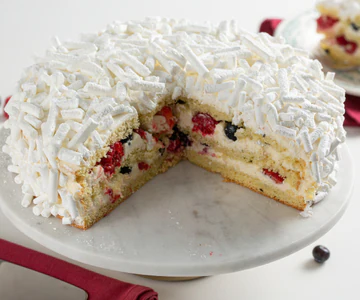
[259,19,360,127]
[0,239,158,300]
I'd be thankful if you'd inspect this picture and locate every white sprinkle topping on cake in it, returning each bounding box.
[3,17,346,228]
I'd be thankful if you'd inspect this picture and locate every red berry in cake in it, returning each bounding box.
[138,162,150,171]
[105,188,121,203]
[336,35,348,46]
[167,139,182,153]
[316,15,339,31]
[192,113,218,136]
[312,245,330,263]
[97,141,124,176]
[262,169,284,184]
[158,106,176,130]
[3,96,11,119]
[152,106,176,134]
[134,128,147,139]
[167,125,191,153]
[336,35,358,54]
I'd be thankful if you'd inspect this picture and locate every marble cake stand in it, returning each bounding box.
[0,129,354,278]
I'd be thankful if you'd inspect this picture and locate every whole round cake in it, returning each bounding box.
[3,18,346,229]
[317,0,360,67]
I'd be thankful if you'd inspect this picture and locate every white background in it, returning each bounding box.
[1,1,360,299]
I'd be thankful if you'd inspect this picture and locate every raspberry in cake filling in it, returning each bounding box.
[335,35,358,54]
[316,15,339,32]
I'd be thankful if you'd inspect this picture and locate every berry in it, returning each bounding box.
[167,126,191,153]
[224,122,239,141]
[177,130,191,147]
[262,169,285,184]
[316,15,339,31]
[345,43,357,54]
[192,113,218,136]
[336,35,358,54]
[134,128,147,139]
[3,96,11,119]
[170,126,190,144]
[119,166,132,174]
[155,106,175,133]
[351,22,359,31]
[159,147,165,156]
[105,188,121,204]
[336,35,348,46]
[167,139,182,153]
[120,134,133,144]
[97,141,124,176]
[313,245,330,263]
[138,162,150,171]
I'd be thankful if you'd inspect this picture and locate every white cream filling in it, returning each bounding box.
[188,140,308,197]
[176,105,310,166]
[151,115,170,133]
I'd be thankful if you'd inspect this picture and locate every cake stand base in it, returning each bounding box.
[0,129,353,278]
[137,275,205,281]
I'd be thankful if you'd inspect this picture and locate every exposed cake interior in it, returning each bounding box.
[78,98,318,228]
[75,104,186,228]
[3,17,346,230]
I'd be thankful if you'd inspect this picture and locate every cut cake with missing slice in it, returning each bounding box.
[3,18,346,229]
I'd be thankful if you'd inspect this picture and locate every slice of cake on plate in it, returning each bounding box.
[317,0,360,67]
[2,18,346,229]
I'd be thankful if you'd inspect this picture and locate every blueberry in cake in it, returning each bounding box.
[3,18,346,229]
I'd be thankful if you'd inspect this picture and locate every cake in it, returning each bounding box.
[316,0,360,67]
[2,18,346,229]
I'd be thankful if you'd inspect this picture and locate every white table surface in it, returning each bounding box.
[1,0,359,299]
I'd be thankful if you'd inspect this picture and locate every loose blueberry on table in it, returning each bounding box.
[312,245,330,263]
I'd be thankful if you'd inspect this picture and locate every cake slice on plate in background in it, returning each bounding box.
[317,0,360,67]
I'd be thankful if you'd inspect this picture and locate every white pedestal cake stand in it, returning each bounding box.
[0,128,354,279]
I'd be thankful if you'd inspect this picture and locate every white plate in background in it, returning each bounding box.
[276,10,360,96]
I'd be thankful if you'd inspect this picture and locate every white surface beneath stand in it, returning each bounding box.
[0,128,354,277]
[1,1,359,298]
